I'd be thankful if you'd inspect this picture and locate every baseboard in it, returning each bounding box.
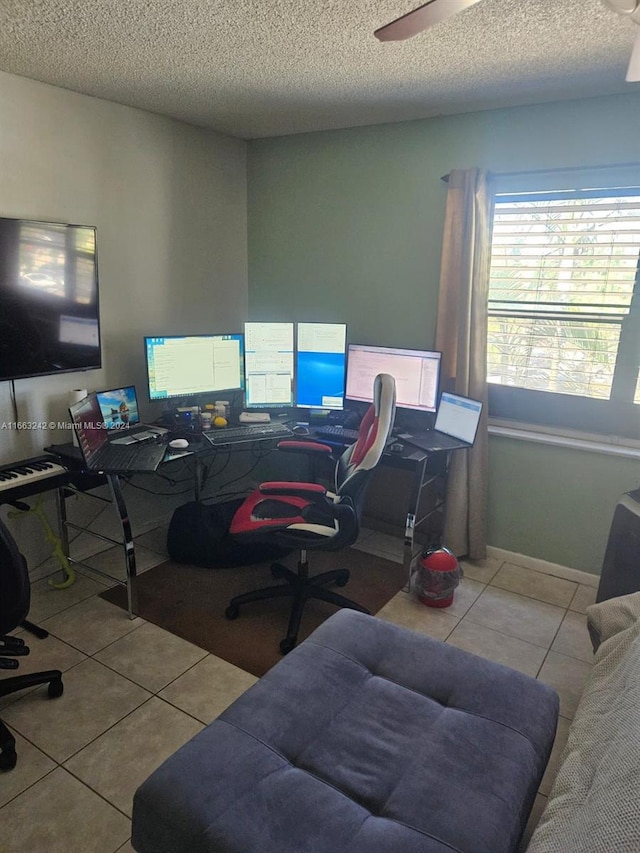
[486,546,599,588]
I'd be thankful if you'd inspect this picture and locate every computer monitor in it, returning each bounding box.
[96,385,141,429]
[243,322,295,409]
[295,322,347,410]
[144,334,244,401]
[345,344,441,413]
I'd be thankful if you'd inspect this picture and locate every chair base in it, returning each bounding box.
[0,719,17,771]
[225,559,369,654]
[0,670,64,772]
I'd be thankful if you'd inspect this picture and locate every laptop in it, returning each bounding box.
[69,393,167,473]
[95,385,168,445]
[399,391,483,453]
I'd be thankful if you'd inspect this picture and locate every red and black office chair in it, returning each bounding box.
[225,373,396,653]
[0,517,63,771]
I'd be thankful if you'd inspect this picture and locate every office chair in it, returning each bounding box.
[0,516,63,771]
[225,372,396,654]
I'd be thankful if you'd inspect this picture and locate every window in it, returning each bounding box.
[487,188,640,439]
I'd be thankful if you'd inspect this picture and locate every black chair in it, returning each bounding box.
[0,517,63,771]
[225,373,397,653]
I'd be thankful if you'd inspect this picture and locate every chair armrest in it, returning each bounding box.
[276,440,334,455]
[259,482,328,501]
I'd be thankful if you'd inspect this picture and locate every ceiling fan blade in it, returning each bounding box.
[627,29,640,80]
[374,0,483,42]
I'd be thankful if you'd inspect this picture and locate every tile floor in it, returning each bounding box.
[1,525,598,852]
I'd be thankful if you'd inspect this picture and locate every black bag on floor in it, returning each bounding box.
[167,498,291,568]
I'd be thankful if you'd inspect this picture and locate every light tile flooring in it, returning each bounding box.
[1,525,597,852]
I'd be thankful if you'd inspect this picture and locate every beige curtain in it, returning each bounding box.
[435,168,492,560]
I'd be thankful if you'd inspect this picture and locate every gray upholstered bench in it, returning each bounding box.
[132,610,559,853]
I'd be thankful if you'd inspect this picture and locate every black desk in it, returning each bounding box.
[305,430,454,587]
[45,430,458,617]
[45,435,286,618]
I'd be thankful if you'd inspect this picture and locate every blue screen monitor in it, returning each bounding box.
[244,322,294,409]
[144,334,244,401]
[346,344,441,413]
[296,322,347,410]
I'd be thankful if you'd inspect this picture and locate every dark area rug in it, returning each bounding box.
[100,548,406,677]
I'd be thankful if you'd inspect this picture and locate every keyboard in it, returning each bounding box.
[90,441,166,472]
[203,422,293,446]
[0,456,68,492]
[102,446,147,466]
[314,425,361,443]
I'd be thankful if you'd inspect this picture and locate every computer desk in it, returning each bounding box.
[44,436,287,618]
[45,433,457,618]
[305,430,454,589]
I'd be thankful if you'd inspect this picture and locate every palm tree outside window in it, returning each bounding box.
[487,188,640,440]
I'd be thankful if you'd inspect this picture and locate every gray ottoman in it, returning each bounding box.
[132,610,559,853]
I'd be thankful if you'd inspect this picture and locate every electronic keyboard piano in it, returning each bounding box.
[0,455,70,503]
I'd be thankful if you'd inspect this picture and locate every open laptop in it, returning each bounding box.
[69,393,167,473]
[95,385,168,445]
[399,391,483,453]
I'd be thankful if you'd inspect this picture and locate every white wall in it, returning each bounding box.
[0,71,248,462]
[0,71,248,570]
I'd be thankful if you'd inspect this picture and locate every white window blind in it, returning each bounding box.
[488,191,640,406]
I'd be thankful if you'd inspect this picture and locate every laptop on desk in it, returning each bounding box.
[69,394,166,473]
[399,391,483,453]
[95,385,168,445]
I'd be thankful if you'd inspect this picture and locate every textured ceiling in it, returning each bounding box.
[0,0,638,139]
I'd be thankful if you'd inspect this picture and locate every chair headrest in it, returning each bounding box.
[373,373,396,431]
[348,373,396,471]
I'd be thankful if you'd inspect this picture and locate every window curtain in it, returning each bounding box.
[435,168,493,560]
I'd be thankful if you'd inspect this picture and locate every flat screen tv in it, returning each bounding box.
[0,216,101,381]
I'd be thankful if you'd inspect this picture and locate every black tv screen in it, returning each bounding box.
[0,216,101,381]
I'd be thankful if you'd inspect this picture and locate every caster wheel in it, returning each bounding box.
[335,571,349,587]
[48,678,64,699]
[279,637,296,655]
[271,565,286,580]
[225,605,239,620]
[0,746,17,771]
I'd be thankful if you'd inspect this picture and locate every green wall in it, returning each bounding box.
[247,93,640,573]
[487,437,638,571]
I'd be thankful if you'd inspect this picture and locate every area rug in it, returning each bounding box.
[100,548,406,677]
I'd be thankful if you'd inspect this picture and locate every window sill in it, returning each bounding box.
[488,419,640,460]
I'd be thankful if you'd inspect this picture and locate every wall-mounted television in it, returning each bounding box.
[0,216,101,381]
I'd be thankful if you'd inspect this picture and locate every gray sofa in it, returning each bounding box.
[526,590,640,852]
[132,609,559,853]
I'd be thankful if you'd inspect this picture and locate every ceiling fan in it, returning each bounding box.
[374,0,640,82]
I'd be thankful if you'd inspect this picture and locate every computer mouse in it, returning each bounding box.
[169,438,190,449]
[293,425,310,436]
[389,442,404,454]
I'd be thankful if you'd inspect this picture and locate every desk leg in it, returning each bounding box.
[403,456,429,589]
[194,457,204,502]
[107,474,138,619]
[55,486,70,562]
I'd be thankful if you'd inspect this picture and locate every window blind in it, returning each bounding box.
[488,191,640,404]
